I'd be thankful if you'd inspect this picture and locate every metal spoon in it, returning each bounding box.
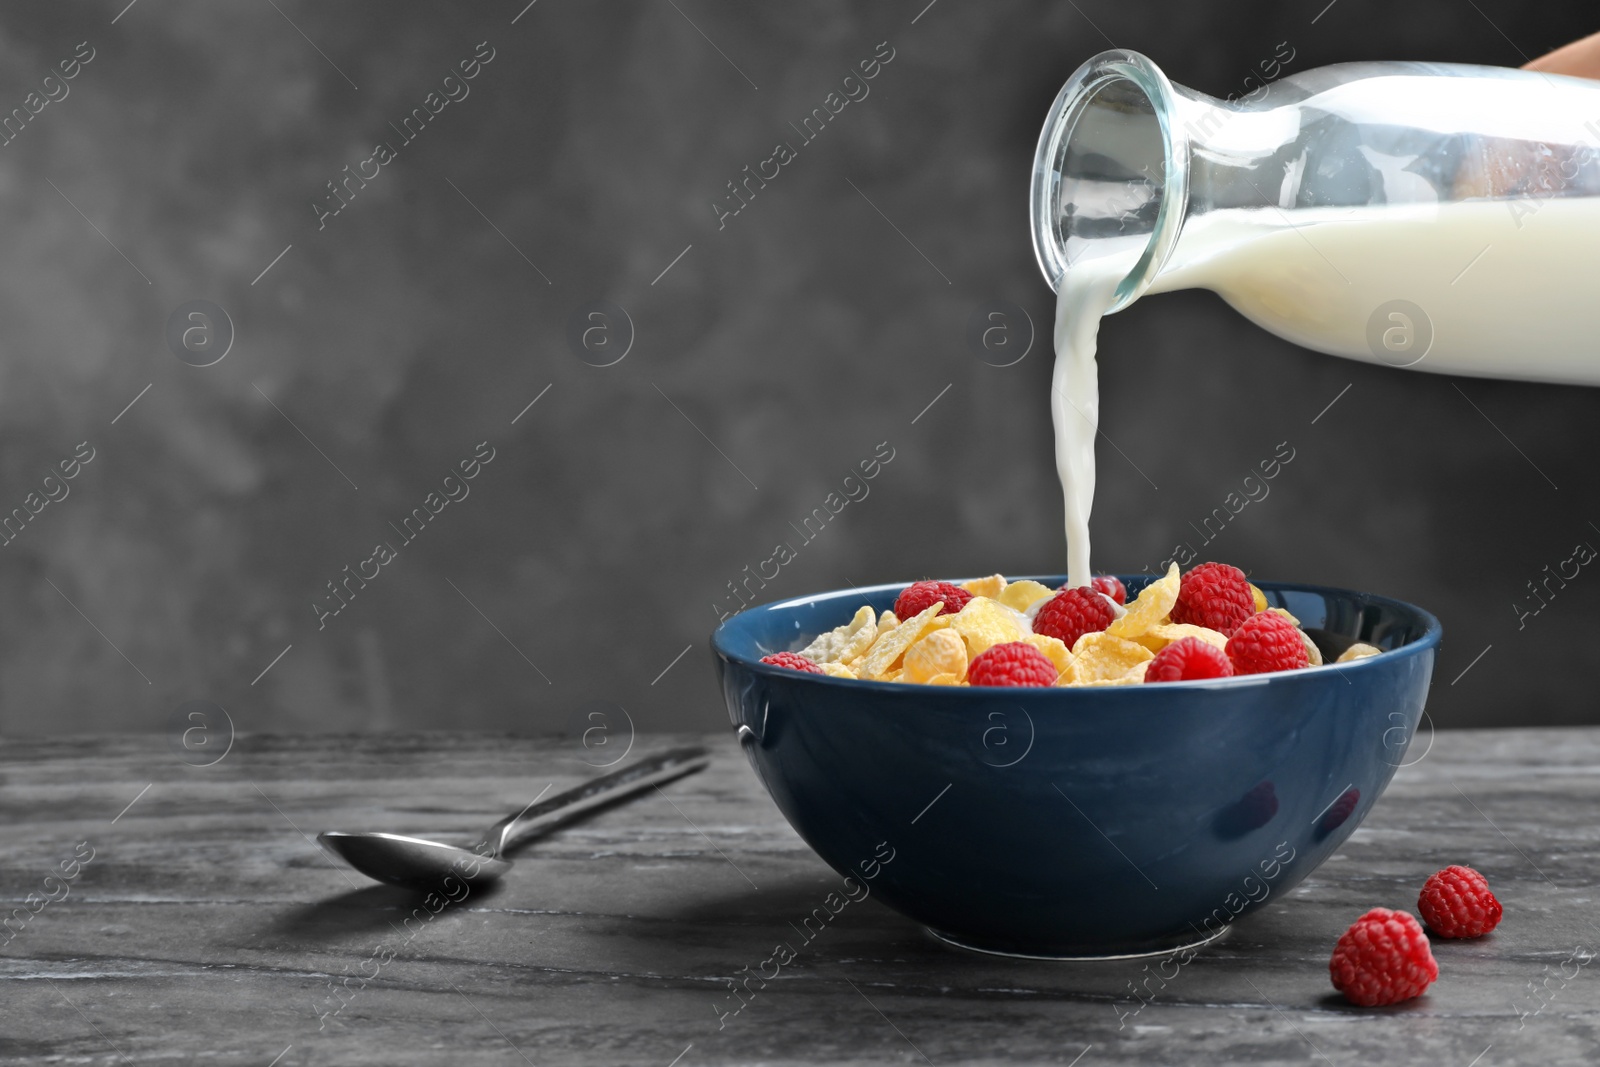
[317,746,710,889]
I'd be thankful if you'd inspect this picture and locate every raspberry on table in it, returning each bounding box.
[893,580,973,619]
[1032,587,1115,647]
[1171,562,1257,635]
[1146,637,1234,682]
[1329,908,1438,1006]
[1091,575,1127,605]
[1226,611,1311,675]
[967,641,1060,687]
[759,651,825,674]
[1418,865,1502,938]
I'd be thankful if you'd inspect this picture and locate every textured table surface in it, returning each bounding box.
[2,728,1597,1066]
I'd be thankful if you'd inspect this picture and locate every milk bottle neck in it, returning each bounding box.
[1031,49,1298,312]
[1166,92,1305,213]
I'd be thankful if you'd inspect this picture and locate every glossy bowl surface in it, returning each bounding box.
[711,576,1440,958]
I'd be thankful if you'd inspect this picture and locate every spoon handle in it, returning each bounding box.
[483,746,711,856]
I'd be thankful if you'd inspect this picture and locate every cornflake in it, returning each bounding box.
[903,629,969,684]
[799,605,877,665]
[855,602,944,680]
[1135,622,1228,654]
[1064,632,1153,685]
[946,598,1029,659]
[1106,562,1179,640]
[962,574,1007,599]
[999,580,1055,613]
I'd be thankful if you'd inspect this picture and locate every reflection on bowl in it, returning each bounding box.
[712,576,1440,959]
[1212,780,1279,840]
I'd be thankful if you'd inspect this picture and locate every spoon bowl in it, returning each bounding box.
[318,831,512,889]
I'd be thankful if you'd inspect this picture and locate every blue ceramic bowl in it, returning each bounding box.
[712,576,1440,959]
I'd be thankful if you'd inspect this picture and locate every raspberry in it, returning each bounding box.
[1418,865,1502,938]
[1226,612,1310,675]
[1146,637,1234,682]
[1171,562,1257,635]
[967,641,1059,687]
[759,651,824,674]
[1329,908,1438,1006]
[1091,575,1126,605]
[1032,587,1115,647]
[893,580,972,619]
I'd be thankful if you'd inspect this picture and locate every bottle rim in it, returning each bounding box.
[1029,49,1188,312]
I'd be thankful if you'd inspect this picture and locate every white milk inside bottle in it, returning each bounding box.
[1051,199,1600,583]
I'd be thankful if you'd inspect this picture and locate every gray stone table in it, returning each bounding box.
[2,729,1597,1066]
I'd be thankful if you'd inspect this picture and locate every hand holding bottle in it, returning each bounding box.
[1526,31,1600,78]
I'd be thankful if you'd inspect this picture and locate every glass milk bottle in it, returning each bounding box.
[1031,49,1600,383]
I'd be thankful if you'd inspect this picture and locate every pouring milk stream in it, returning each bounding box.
[1037,51,1600,585]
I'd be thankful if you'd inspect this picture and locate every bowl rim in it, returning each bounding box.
[710,575,1443,694]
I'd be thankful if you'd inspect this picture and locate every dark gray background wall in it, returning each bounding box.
[0,0,1593,735]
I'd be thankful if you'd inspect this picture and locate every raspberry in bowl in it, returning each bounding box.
[712,570,1440,958]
